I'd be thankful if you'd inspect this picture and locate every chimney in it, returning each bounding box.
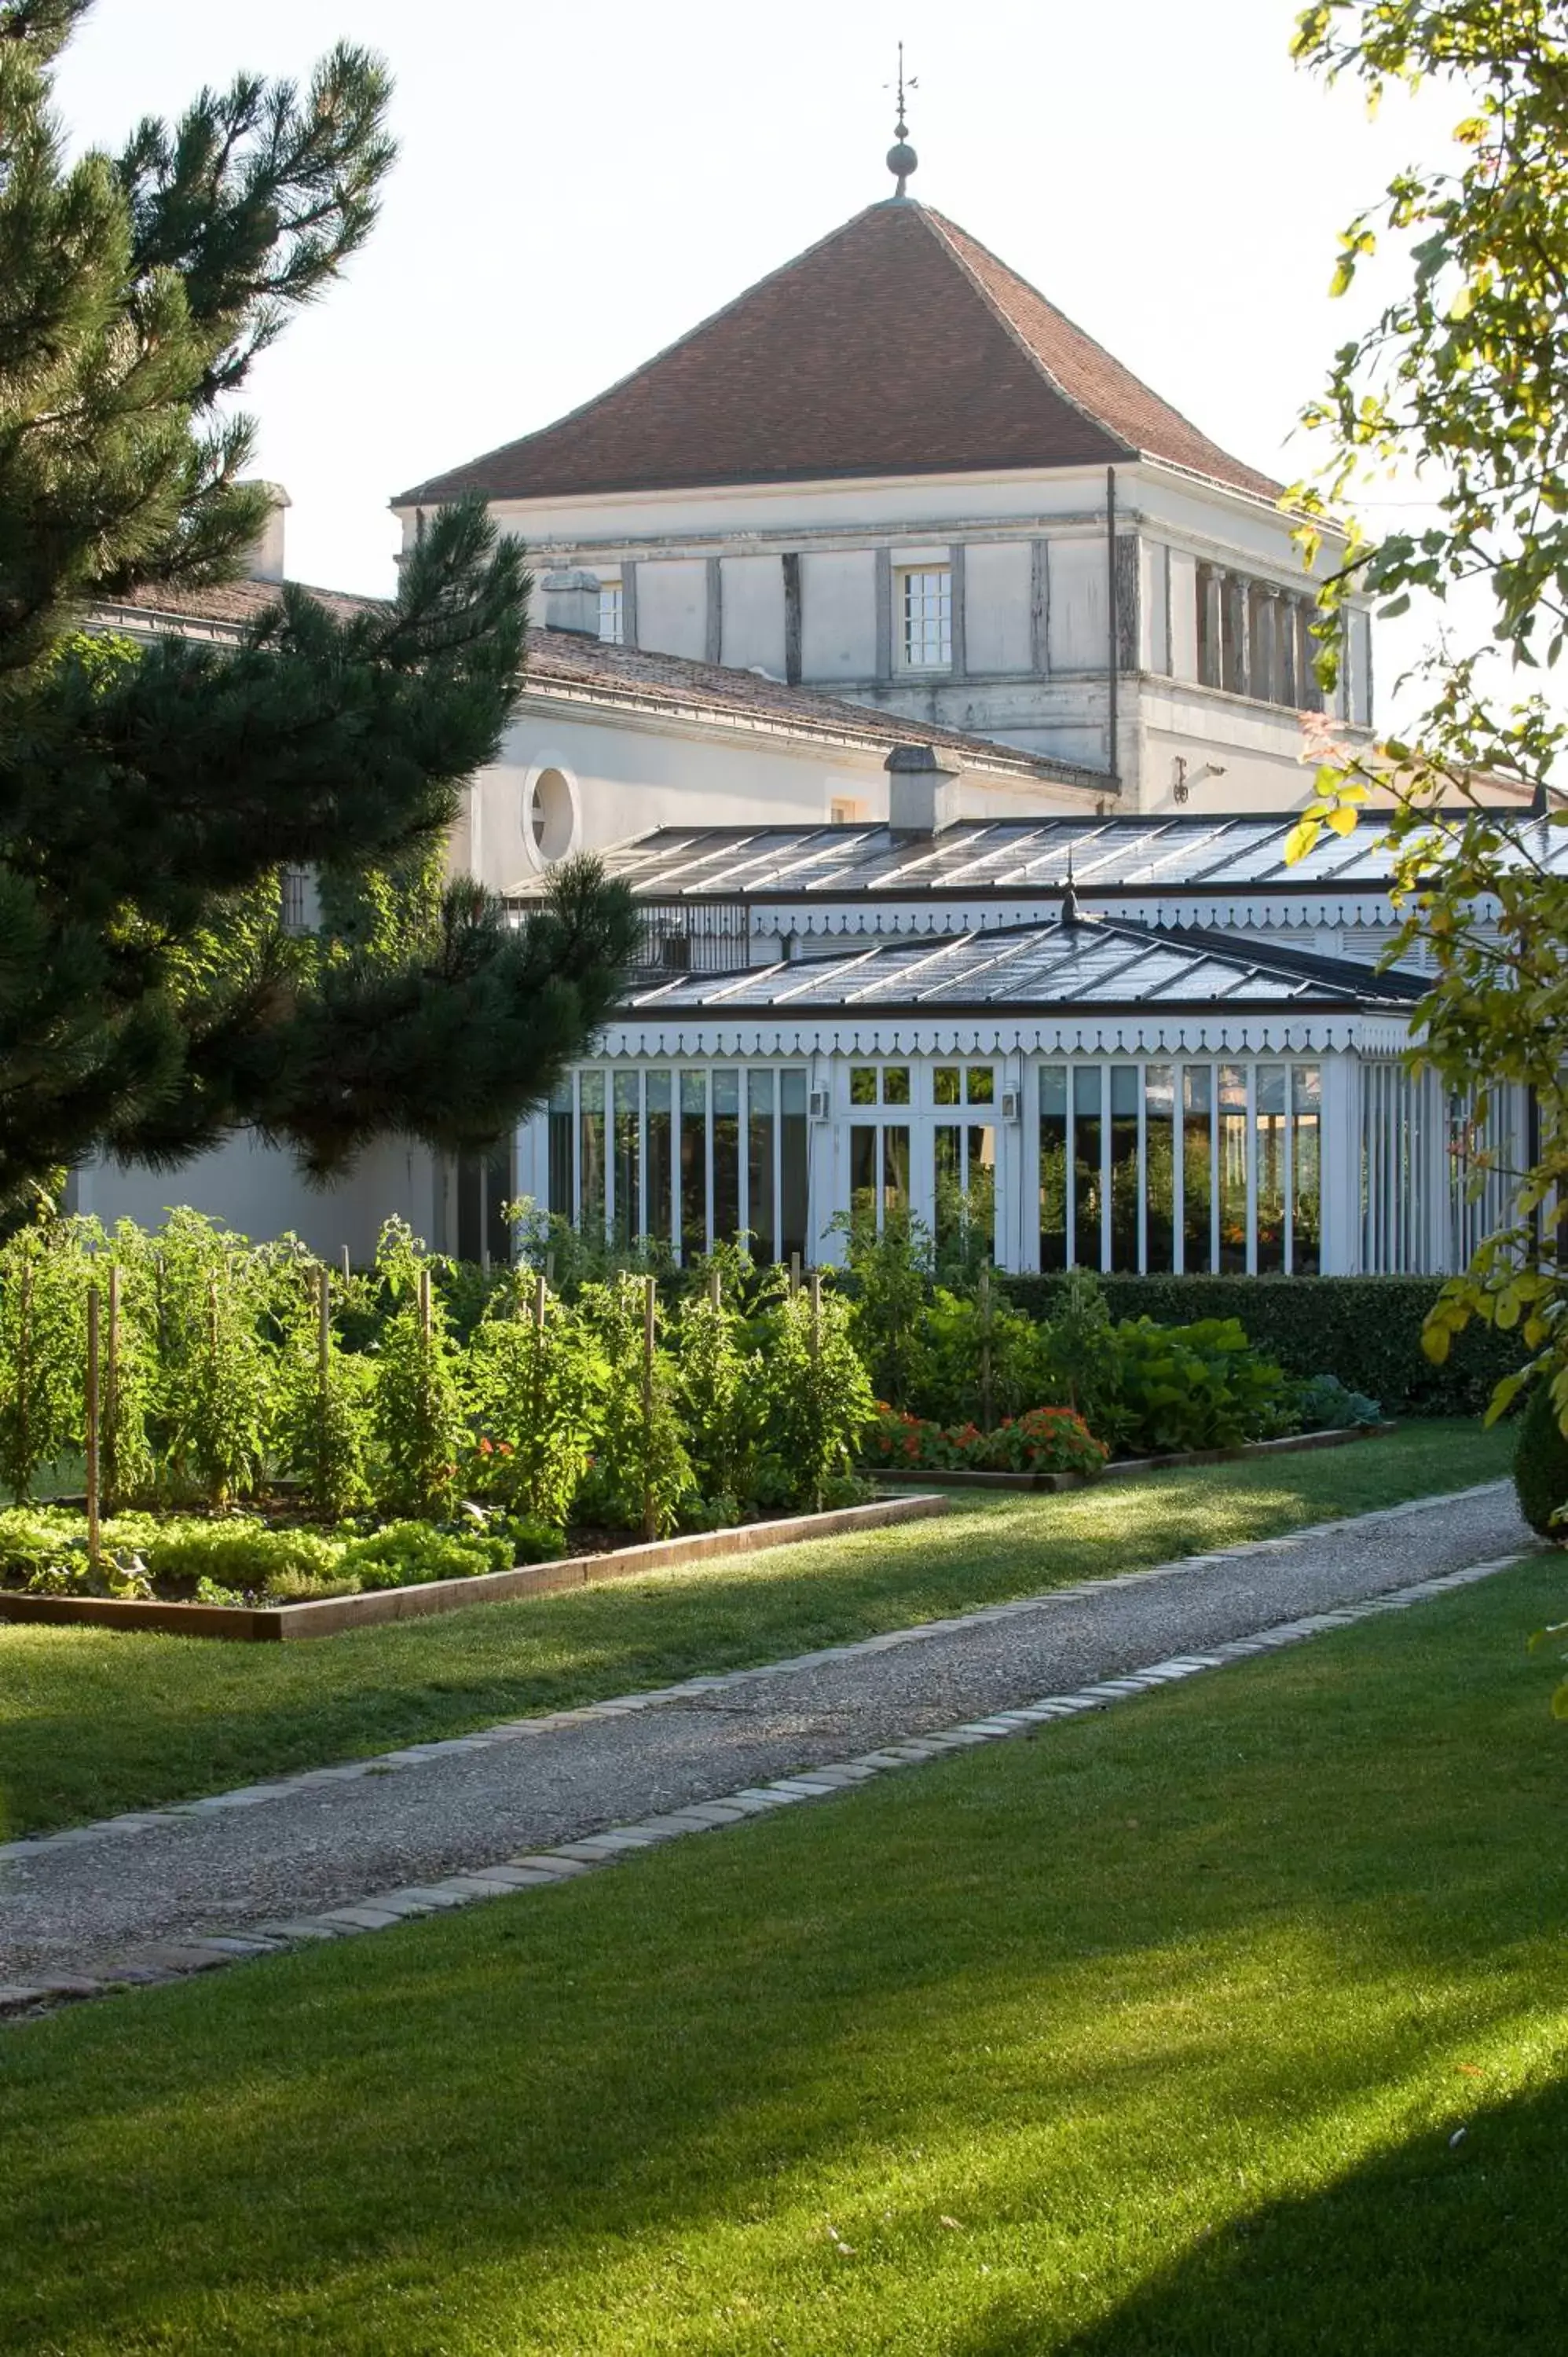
[237,480,290,583]
[542,568,603,638]
[885,742,960,836]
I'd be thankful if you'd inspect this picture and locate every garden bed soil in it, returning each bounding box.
[871,1422,1398,1493]
[0,1492,951,1644]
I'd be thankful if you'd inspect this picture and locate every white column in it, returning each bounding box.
[1320,1054,1361,1274]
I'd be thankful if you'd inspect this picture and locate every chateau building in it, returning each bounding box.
[74,139,1544,1283]
[396,174,1376,821]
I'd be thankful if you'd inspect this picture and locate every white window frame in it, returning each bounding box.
[598,578,625,645]
[896,566,953,672]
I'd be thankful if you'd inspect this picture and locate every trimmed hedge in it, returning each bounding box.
[998,1275,1523,1420]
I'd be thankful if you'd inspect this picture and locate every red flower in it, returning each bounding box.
[478,1437,494,1457]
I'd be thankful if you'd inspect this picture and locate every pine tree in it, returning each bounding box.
[0,1,637,1211]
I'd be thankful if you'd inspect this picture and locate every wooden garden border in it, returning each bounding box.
[0,1492,951,1644]
[871,1420,1398,1494]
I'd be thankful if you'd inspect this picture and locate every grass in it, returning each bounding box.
[2,1545,1564,2354]
[0,1421,1511,1838]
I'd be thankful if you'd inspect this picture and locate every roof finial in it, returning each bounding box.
[1061,850,1083,928]
[886,42,918,198]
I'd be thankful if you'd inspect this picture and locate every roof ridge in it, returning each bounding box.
[914,207,1136,464]
[921,204,1280,502]
[395,203,899,508]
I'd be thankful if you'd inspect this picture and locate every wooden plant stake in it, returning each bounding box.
[642,1275,658,1542]
[789,1251,801,1299]
[341,1245,351,1281]
[104,1265,121,1510]
[709,1270,722,1312]
[979,1266,994,1435]
[317,1266,332,1494]
[809,1269,822,1360]
[84,1285,101,1569]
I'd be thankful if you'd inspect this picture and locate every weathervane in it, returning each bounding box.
[886,42,918,198]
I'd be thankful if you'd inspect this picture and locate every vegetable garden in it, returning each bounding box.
[0,1204,1383,1614]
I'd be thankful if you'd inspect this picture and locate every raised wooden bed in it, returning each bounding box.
[0,1492,951,1644]
[872,1421,1398,1494]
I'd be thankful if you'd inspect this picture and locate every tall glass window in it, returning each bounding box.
[712,1071,740,1244]
[612,1072,639,1247]
[1292,1065,1322,1273]
[1182,1067,1214,1274]
[935,1124,994,1265]
[780,1071,808,1266]
[1255,1065,1287,1274]
[748,1072,776,1262]
[1109,1065,1140,1273]
[548,1078,573,1222]
[578,1072,606,1238]
[1145,1065,1175,1272]
[1073,1066,1104,1270]
[647,1073,673,1249]
[1039,1065,1068,1271]
[1218,1065,1249,1274]
[680,1071,706,1262]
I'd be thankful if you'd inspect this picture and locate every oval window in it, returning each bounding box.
[528,768,576,862]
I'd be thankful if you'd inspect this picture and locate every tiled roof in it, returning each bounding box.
[93,587,1106,790]
[520,632,1107,788]
[101,577,383,630]
[396,200,1280,508]
[619,918,1425,1017]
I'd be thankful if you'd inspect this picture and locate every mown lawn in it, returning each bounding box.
[1,1544,1563,2354]
[0,1422,1511,1837]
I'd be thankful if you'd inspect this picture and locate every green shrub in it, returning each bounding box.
[370,1221,468,1519]
[577,1275,691,1538]
[272,1269,375,1519]
[337,1520,515,1590]
[758,1282,876,1511]
[0,1215,91,1501]
[1103,1318,1292,1456]
[1295,1373,1383,1431]
[910,1284,1050,1428]
[1514,1377,1568,1542]
[466,1279,605,1530]
[1002,1274,1521,1419]
[675,1275,776,1508]
[833,1205,933,1409]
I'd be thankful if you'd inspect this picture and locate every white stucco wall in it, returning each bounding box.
[719,555,785,672]
[964,541,1033,674]
[76,1132,442,1264]
[636,559,708,661]
[800,550,876,681]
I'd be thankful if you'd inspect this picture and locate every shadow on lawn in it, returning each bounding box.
[953,2073,1568,2357]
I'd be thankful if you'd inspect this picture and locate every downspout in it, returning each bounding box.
[1106,464,1119,787]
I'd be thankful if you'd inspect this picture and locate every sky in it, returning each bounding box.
[55,0,1454,641]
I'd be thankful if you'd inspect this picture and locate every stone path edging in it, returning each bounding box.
[0,1505,1530,2021]
[0,1479,1508,1871]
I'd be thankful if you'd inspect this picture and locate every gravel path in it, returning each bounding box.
[0,1481,1530,1985]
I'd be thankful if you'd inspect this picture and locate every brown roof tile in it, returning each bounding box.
[521,630,1106,787]
[397,200,1280,508]
[90,582,1108,791]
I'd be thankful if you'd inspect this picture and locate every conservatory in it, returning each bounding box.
[514,911,1508,1279]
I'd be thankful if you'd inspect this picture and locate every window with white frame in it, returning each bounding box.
[1039,1058,1323,1277]
[598,579,625,644]
[849,1063,911,1236]
[899,567,952,669]
[548,1067,810,1267]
